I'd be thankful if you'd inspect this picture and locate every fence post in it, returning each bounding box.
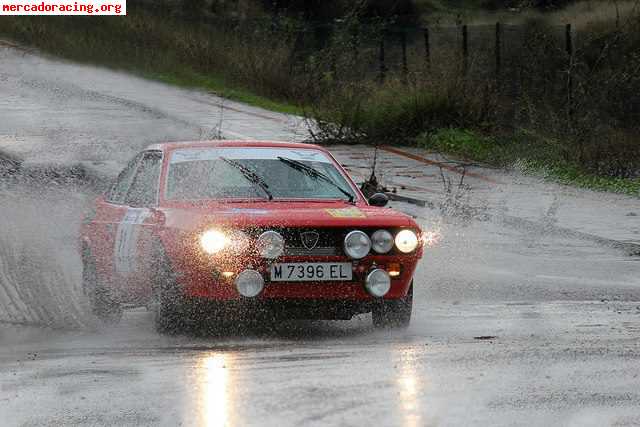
[565,23,573,56]
[379,30,387,83]
[424,27,431,70]
[462,24,468,74]
[400,30,408,82]
[330,49,337,79]
[495,22,502,77]
[351,25,359,63]
[565,23,574,122]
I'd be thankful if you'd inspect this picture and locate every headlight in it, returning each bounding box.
[257,231,284,259]
[200,229,228,254]
[365,269,391,297]
[235,269,264,297]
[344,230,371,259]
[395,229,419,253]
[371,229,394,254]
[200,229,249,254]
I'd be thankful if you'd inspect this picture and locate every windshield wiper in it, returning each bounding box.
[277,156,355,203]
[219,157,273,201]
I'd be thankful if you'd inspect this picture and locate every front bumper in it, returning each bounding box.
[172,255,418,301]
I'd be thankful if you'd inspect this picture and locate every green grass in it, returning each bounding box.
[417,128,640,196]
[144,71,303,116]
[519,161,640,196]
[417,128,499,163]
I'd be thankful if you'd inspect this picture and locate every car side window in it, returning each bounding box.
[106,154,142,204]
[124,151,163,207]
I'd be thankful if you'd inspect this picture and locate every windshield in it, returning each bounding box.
[165,147,357,201]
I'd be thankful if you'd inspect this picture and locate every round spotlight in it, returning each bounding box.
[365,269,391,297]
[257,231,285,259]
[235,269,264,297]
[344,230,371,259]
[395,229,419,254]
[371,229,394,254]
[200,229,228,254]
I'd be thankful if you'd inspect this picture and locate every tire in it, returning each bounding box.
[82,251,123,325]
[372,282,413,329]
[150,243,187,334]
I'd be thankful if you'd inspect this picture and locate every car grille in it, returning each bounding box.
[285,246,339,256]
[243,227,346,257]
[282,228,344,256]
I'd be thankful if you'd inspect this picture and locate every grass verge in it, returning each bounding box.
[143,71,303,116]
[0,12,302,116]
[417,128,640,196]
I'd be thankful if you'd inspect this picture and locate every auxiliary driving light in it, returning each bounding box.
[371,229,394,254]
[235,269,264,297]
[365,269,391,297]
[257,230,285,259]
[395,229,419,254]
[200,229,228,254]
[344,230,371,259]
[387,262,401,277]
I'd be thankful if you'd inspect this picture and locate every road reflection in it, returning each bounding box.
[197,353,235,427]
[394,347,424,427]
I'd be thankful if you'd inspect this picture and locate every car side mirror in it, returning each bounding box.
[368,193,389,207]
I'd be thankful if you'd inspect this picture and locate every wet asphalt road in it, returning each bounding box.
[3,290,640,426]
[2,204,639,426]
[1,45,640,426]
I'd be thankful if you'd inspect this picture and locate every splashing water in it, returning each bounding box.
[0,180,95,328]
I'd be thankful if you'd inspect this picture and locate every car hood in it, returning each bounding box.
[159,201,419,232]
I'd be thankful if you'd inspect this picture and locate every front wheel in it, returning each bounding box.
[82,252,123,324]
[372,282,413,329]
[150,244,188,334]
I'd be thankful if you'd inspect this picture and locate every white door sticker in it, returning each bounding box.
[114,208,150,274]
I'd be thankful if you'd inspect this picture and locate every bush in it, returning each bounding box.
[306,43,500,144]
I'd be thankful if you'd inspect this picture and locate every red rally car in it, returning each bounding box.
[80,140,424,332]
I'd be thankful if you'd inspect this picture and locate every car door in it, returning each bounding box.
[87,153,143,295]
[116,150,163,303]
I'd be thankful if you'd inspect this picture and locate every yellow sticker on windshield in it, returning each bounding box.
[325,207,366,218]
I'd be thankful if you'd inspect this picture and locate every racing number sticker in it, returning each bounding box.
[325,207,366,218]
[114,208,150,274]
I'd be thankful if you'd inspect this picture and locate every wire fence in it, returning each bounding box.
[288,21,576,82]
[134,1,583,91]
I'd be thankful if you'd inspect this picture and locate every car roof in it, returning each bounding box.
[145,140,329,153]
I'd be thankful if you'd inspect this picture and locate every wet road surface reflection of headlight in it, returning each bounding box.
[200,230,228,254]
[365,269,391,297]
[257,231,284,259]
[371,229,394,254]
[395,229,419,253]
[198,354,233,427]
[344,230,372,259]
[235,269,264,297]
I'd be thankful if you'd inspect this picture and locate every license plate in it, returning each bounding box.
[270,262,352,282]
